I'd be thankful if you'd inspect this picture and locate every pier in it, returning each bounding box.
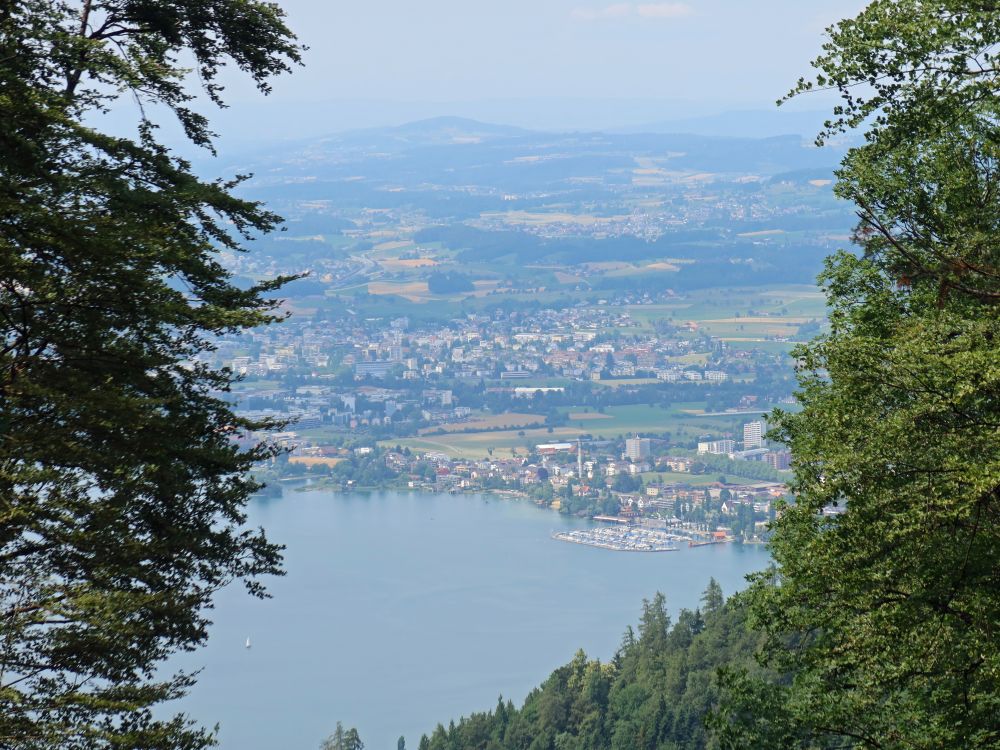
[552,526,680,552]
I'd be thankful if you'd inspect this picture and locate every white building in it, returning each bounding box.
[744,419,768,450]
[625,435,651,461]
[698,439,735,455]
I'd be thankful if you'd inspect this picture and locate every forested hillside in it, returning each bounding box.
[417,581,764,750]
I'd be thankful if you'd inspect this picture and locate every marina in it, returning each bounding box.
[552,526,680,552]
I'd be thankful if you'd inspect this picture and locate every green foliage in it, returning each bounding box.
[427,271,475,294]
[717,3,1000,748]
[419,582,765,750]
[612,472,642,493]
[0,1,300,747]
[689,454,784,482]
[321,723,364,750]
[330,448,399,487]
[786,0,1000,150]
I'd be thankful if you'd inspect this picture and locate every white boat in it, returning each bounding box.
[245,637,252,649]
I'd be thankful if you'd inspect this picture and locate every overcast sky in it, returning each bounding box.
[224,0,866,108]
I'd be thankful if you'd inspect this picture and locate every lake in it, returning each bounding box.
[171,488,770,749]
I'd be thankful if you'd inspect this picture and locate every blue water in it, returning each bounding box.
[170,489,770,749]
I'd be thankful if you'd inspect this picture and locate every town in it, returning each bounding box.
[209,284,798,542]
[190,121,841,546]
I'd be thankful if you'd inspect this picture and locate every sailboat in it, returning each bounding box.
[245,637,252,649]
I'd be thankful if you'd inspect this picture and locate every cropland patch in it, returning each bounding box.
[379,257,440,269]
[368,280,430,297]
[737,229,786,238]
[485,210,626,227]
[419,413,543,435]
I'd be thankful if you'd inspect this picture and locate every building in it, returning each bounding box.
[766,450,792,470]
[743,419,768,450]
[730,448,769,462]
[697,439,735,455]
[355,361,395,378]
[290,411,323,430]
[422,389,453,406]
[536,442,575,455]
[625,435,651,461]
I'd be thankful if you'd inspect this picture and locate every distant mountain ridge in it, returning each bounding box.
[326,115,532,148]
[314,113,835,148]
[616,108,835,139]
[211,113,843,170]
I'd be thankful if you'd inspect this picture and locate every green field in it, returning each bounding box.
[381,403,757,460]
[626,285,827,330]
[310,281,828,333]
[722,339,798,354]
[639,471,720,487]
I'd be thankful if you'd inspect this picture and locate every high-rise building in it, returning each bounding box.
[625,435,651,461]
[743,419,768,450]
[765,450,791,470]
[697,439,735,455]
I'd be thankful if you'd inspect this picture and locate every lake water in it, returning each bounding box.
[171,489,770,750]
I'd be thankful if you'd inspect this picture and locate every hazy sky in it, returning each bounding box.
[226,0,867,108]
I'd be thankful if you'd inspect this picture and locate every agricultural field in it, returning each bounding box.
[417,412,543,435]
[626,285,827,328]
[621,285,827,351]
[367,280,429,298]
[378,257,440,270]
[480,210,628,227]
[639,471,720,487]
[383,403,760,460]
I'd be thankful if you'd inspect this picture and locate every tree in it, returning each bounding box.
[612,472,640,493]
[700,578,723,617]
[427,270,475,294]
[1,2,300,747]
[417,590,764,750]
[321,723,365,750]
[717,3,1000,747]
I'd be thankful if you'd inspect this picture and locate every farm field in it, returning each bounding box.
[481,210,626,227]
[383,403,755,460]
[639,471,720,487]
[316,267,826,332]
[417,412,542,435]
[620,285,826,350]
[626,285,827,329]
[722,339,798,354]
[367,280,429,298]
[378,257,440,270]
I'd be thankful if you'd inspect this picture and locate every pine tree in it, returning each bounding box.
[321,723,364,750]
[0,1,300,747]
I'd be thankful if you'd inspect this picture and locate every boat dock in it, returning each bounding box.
[688,538,731,547]
[552,526,680,552]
